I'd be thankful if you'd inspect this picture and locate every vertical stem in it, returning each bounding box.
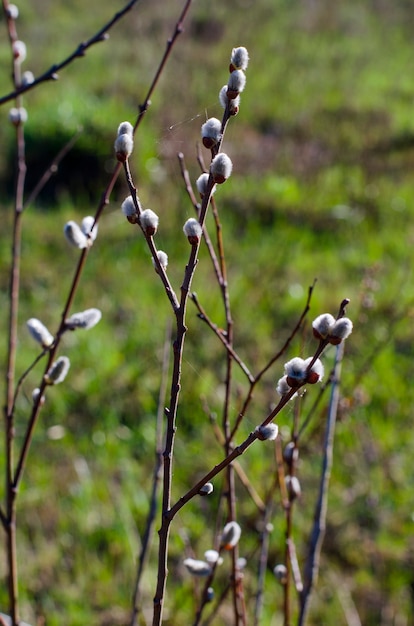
[298,342,344,625]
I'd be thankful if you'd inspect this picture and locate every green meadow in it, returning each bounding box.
[0,0,414,624]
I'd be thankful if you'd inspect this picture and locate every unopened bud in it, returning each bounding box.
[152,250,168,274]
[140,209,159,236]
[198,482,214,496]
[32,388,46,407]
[285,475,301,501]
[328,317,353,344]
[274,564,288,584]
[195,173,216,199]
[201,117,222,149]
[221,521,241,550]
[6,4,19,19]
[256,423,279,441]
[219,85,240,115]
[44,356,70,385]
[210,153,233,184]
[64,221,88,249]
[22,71,35,86]
[229,46,249,72]
[81,216,98,243]
[312,313,336,340]
[183,558,212,577]
[9,107,28,126]
[227,69,246,99]
[204,550,223,566]
[206,587,214,602]
[12,40,26,62]
[114,133,134,162]
[121,195,139,224]
[26,318,54,348]
[284,357,324,387]
[283,441,299,464]
[183,218,202,245]
[117,121,133,137]
[65,308,102,331]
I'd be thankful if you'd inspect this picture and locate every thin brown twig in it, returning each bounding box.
[0,0,141,106]
[298,341,345,625]
[130,320,172,626]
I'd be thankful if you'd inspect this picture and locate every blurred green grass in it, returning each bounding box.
[1,0,414,624]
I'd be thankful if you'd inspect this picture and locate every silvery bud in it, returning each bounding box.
[256,423,279,441]
[140,209,159,236]
[210,153,233,184]
[219,85,240,115]
[121,195,139,224]
[114,133,134,162]
[229,46,249,72]
[196,173,216,198]
[183,218,202,245]
[12,40,26,62]
[204,550,223,566]
[81,216,98,243]
[22,71,35,86]
[201,117,222,149]
[44,356,70,385]
[198,482,214,496]
[152,250,168,274]
[227,69,246,99]
[6,4,19,19]
[183,558,212,577]
[285,475,301,501]
[32,388,46,407]
[9,107,28,126]
[64,308,102,331]
[274,564,288,584]
[220,521,242,550]
[64,221,88,249]
[27,318,54,348]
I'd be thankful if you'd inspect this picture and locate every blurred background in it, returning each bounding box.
[0,0,414,624]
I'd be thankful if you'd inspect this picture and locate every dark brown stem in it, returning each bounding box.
[130,321,171,626]
[298,342,345,625]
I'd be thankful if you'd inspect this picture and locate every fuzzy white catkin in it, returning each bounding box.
[81,216,98,242]
[227,69,246,96]
[230,46,249,71]
[64,221,88,249]
[121,196,136,217]
[152,250,168,273]
[183,558,212,577]
[12,40,26,62]
[183,218,202,244]
[140,209,159,235]
[117,121,133,137]
[26,318,54,348]
[65,308,102,330]
[210,153,233,184]
[221,521,242,549]
[44,356,70,385]
[114,133,134,161]
[201,117,222,148]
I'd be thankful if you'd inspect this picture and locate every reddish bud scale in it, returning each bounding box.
[202,136,216,150]
[187,235,200,245]
[328,336,342,346]
[306,371,320,384]
[127,214,139,225]
[212,173,226,184]
[227,88,239,100]
[286,376,300,388]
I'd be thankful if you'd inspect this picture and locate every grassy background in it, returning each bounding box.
[1,0,414,624]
